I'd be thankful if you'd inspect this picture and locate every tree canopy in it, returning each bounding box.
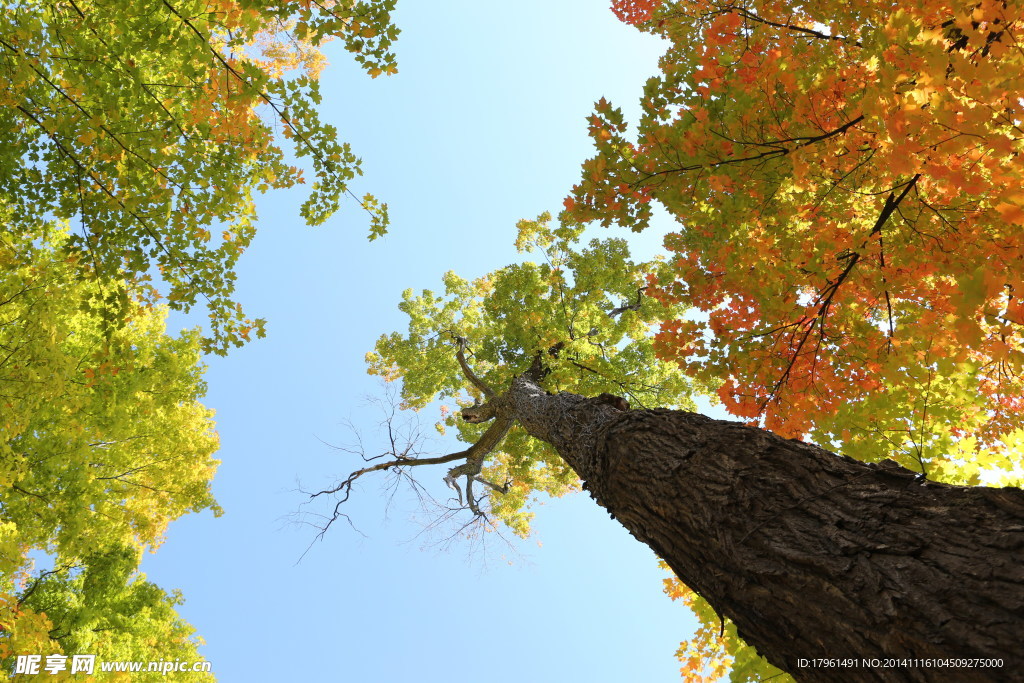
[1,0,397,354]
[2,0,403,669]
[571,0,1024,480]
[5,0,1024,679]
[0,216,221,671]
[344,213,789,678]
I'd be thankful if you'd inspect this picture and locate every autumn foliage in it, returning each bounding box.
[579,0,1024,677]
[610,0,662,25]
[577,0,1024,476]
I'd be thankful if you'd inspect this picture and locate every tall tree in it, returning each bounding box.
[0,0,397,354]
[318,215,1024,680]
[562,1,1024,675]
[348,214,700,536]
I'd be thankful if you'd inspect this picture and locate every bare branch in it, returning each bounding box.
[18,564,81,606]
[310,449,471,505]
[307,408,514,541]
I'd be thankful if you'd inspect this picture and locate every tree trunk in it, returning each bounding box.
[506,377,1024,682]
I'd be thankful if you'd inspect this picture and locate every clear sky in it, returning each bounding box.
[141,3,729,681]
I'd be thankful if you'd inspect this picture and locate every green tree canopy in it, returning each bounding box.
[2,546,215,680]
[2,0,404,672]
[1,214,221,670]
[1,0,397,354]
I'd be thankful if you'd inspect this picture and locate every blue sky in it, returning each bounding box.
[141,3,729,681]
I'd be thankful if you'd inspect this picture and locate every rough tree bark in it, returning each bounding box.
[506,376,1024,683]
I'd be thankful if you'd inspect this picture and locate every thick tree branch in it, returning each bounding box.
[453,335,496,399]
[608,288,646,318]
[444,417,514,515]
[461,401,498,424]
